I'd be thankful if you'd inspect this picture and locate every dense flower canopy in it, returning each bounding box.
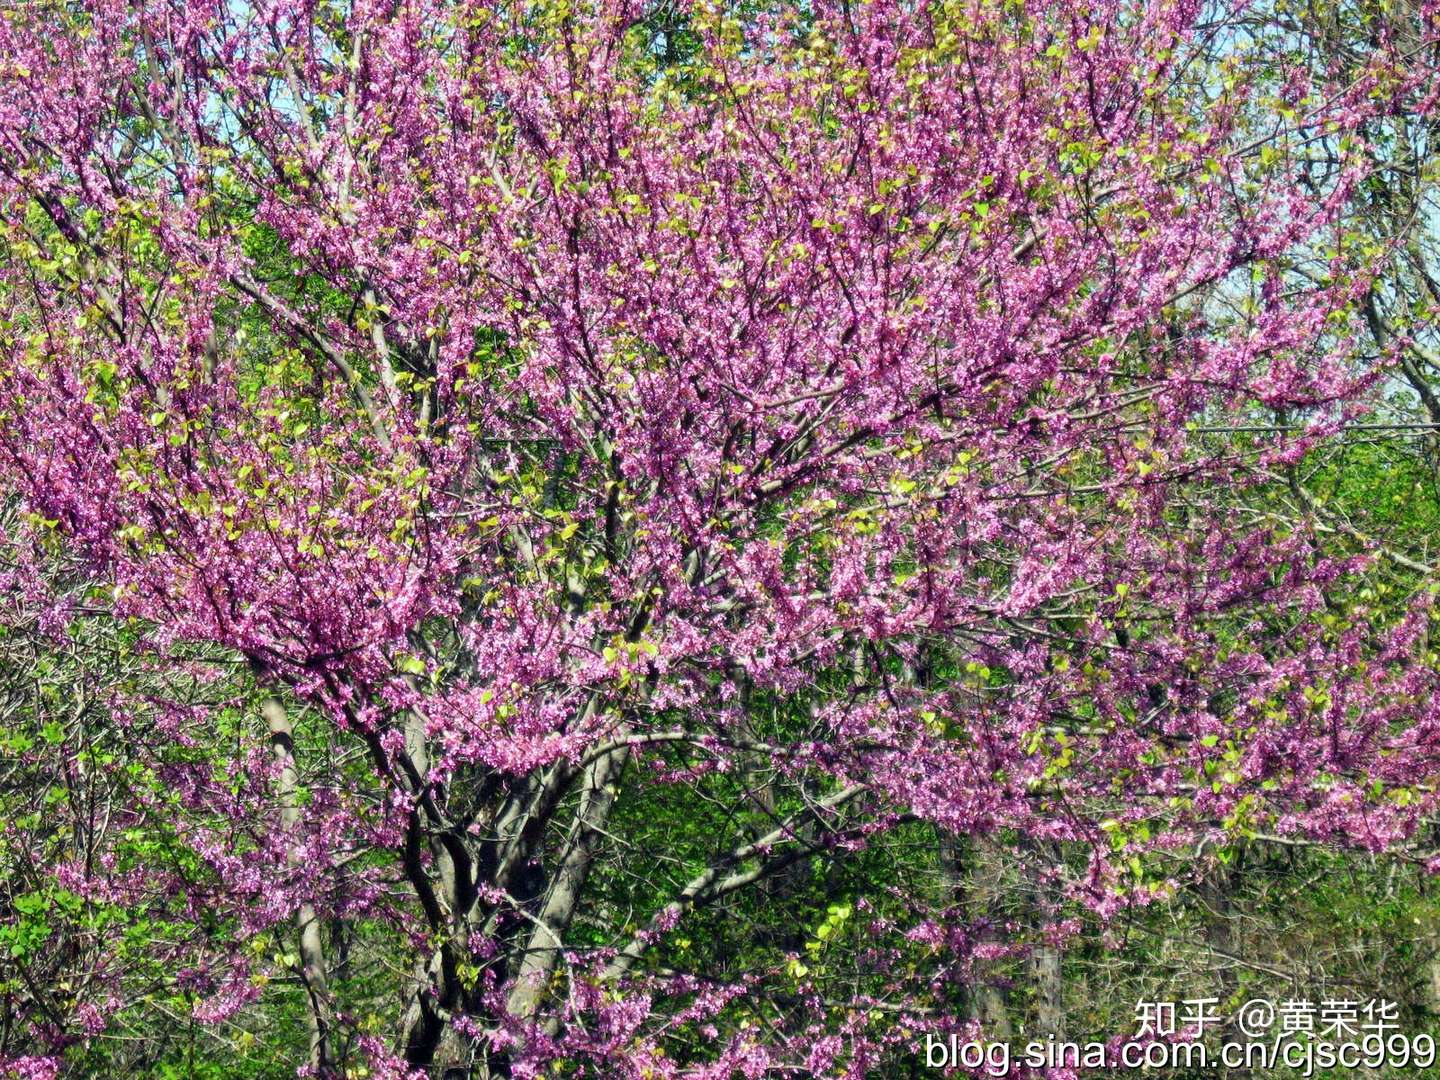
[2,0,1440,1075]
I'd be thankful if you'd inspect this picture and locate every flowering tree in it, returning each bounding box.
[3,0,1440,1075]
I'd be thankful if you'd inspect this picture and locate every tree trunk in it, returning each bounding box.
[263,698,333,1075]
